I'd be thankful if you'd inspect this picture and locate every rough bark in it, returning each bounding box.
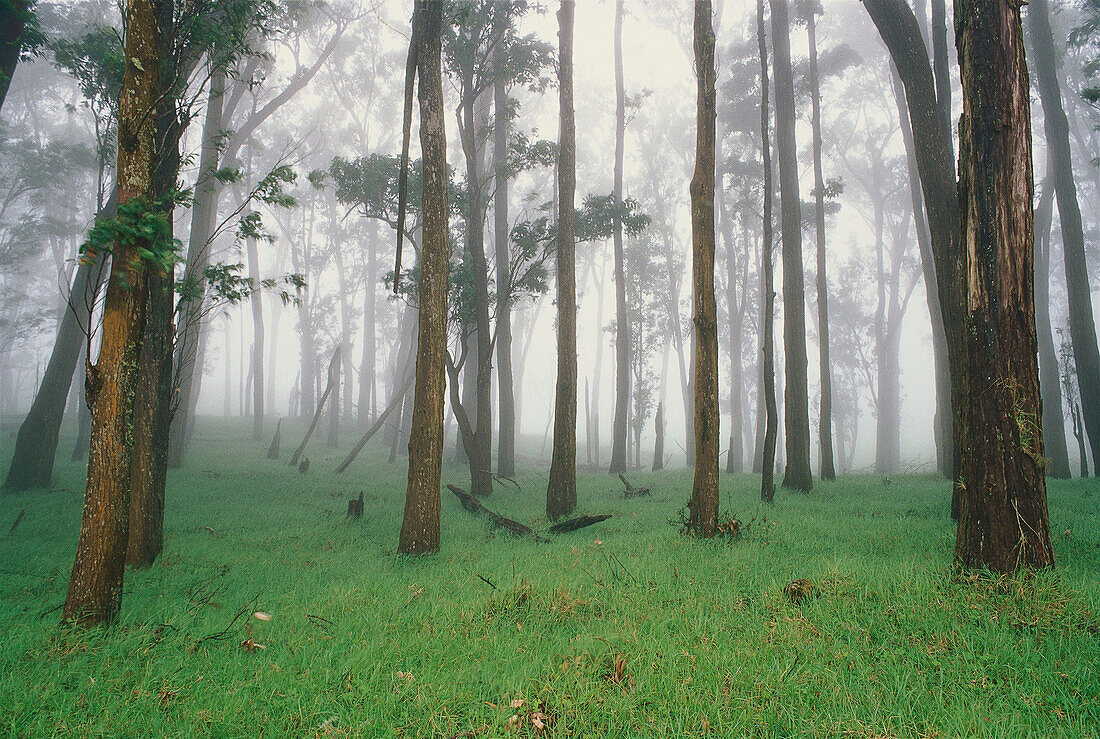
[806,8,835,481]
[546,0,577,521]
[953,0,1054,571]
[609,0,631,474]
[771,0,812,492]
[399,0,447,555]
[758,0,778,503]
[64,0,162,626]
[689,0,720,537]
[1027,0,1100,475]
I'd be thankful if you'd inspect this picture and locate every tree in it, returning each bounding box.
[609,0,631,474]
[546,0,576,520]
[0,1,37,113]
[63,0,165,626]
[400,0,447,555]
[1027,0,1100,478]
[952,0,1053,571]
[770,0,811,492]
[757,0,778,503]
[688,0,719,536]
[803,0,835,481]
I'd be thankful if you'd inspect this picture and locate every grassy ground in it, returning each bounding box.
[0,419,1098,738]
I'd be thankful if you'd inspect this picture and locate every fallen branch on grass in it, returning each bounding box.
[447,485,549,543]
[618,474,651,498]
[548,514,612,534]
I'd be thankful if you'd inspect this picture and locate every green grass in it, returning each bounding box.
[1,419,1098,737]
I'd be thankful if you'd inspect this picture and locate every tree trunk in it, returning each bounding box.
[400,0,447,555]
[770,0,812,492]
[609,0,631,474]
[4,197,111,489]
[806,9,835,481]
[953,0,1054,571]
[289,346,341,467]
[494,7,516,479]
[64,0,162,626]
[1027,0,1100,475]
[359,227,378,427]
[689,0,720,537]
[720,203,743,474]
[168,64,226,469]
[1033,170,1071,478]
[863,0,966,516]
[246,230,264,441]
[757,0,778,503]
[0,1,28,113]
[547,0,578,521]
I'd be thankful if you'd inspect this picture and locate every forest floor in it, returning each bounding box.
[0,419,1098,738]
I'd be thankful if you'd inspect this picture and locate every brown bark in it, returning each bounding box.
[546,0,577,521]
[806,8,835,481]
[758,0,778,503]
[689,0,720,538]
[953,0,1054,571]
[1027,0,1100,476]
[399,0,447,555]
[771,0,812,492]
[609,0,631,475]
[64,0,163,626]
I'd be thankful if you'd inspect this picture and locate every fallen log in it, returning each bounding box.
[9,509,25,536]
[619,474,651,498]
[548,514,611,534]
[447,484,549,543]
[334,374,413,473]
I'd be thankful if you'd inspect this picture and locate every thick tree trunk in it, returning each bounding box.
[547,0,578,521]
[1033,171,1071,478]
[758,0,778,503]
[4,196,112,489]
[953,0,1054,571]
[807,10,835,481]
[609,0,631,474]
[400,1,447,555]
[689,0,720,537]
[770,0,812,492]
[64,0,162,626]
[1027,0,1100,474]
[652,400,665,471]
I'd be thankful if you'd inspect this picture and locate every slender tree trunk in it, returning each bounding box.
[1033,170,1071,478]
[807,9,835,481]
[493,7,516,479]
[64,0,162,626]
[1073,404,1089,477]
[547,0,578,520]
[953,0,1054,571]
[758,0,778,503]
[400,1,447,555]
[689,0,720,536]
[720,203,743,474]
[246,230,264,440]
[4,198,111,489]
[608,0,631,474]
[1027,0,1100,473]
[169,65,226,469]
[72,353,92,461]
[359,228,378,427]
[770,0,812,492]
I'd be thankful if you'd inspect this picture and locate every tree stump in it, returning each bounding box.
[347,492,364,518]
[267,419,281,460]
[298,458,310,474]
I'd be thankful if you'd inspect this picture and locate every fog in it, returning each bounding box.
[2,0,1098,477]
